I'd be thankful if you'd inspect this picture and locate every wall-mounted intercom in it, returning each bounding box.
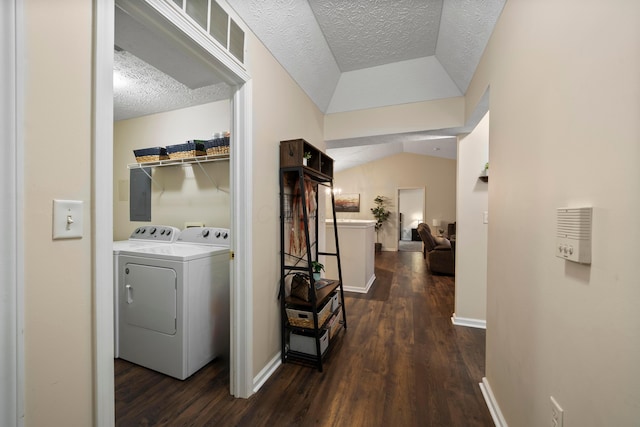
[556,207,592,264]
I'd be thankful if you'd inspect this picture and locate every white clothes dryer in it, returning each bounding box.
[113,225,180,357]
[117,227,230,380]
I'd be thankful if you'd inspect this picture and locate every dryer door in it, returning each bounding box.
[123,263,177,335]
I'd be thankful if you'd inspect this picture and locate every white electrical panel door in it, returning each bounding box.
[556,207,592,264]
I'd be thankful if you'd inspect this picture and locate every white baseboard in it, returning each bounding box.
[343,275,376,294]
[252,353,281,394]
[479,377,508,427]
[451,313,486,329]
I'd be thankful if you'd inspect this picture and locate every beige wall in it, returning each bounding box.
[332,153,456,251]
[469,0,640,425]
[113,101,231,240]
[454,112,489,323]
[325,96,464,140]
[246,30,325,374]
[23,0,93,425]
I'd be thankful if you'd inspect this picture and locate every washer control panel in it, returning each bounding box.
[177,227,230,246]
[128,225,181,242]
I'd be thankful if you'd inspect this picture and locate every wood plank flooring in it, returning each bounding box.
[115,250,493,427]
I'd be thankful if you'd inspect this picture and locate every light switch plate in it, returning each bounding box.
[53,199,83,239]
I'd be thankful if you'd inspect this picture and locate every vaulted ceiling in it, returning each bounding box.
[224,0,504,170]
[114,0,505,170]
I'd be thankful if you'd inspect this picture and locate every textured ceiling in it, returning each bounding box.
[307,0,443,72]
[114,49,231,121]
[223,0,504,170]
[114,0,504,169]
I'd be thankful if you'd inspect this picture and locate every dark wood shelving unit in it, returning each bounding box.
[279,139,347,372]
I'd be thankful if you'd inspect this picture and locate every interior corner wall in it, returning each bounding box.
[332,153,456,251]
[243,30,325,377]
[22,0,94,425]
[454,112,489,323]
[467,1,640,425]
[113,101,231,240]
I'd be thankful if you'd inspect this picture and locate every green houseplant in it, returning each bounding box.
[370,195,391,252]
[311,261,324,280]
[303,151,312,166]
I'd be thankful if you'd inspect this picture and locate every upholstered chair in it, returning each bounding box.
[417,223,455,275]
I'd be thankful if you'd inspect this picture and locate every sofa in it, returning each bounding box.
[417,223,455,275]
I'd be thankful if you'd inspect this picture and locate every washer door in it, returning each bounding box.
[123,263,177,335]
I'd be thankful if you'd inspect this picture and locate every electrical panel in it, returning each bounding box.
[556,207,592,264]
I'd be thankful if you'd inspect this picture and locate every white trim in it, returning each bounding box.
[93,1,115,426]
[15,2,25,423]
[230,80,254,398]
[252,354,281,394]
[479,377,508,427]
[1,1,24,425]
[343,275,376,294]
[117,0,249,85]
[451,313,486,329]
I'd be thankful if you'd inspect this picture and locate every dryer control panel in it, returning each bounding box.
[177,227,230,246]
[129,225,181,242]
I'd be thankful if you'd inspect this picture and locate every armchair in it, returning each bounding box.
[417,223,455,275]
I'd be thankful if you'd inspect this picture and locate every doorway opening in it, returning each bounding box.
[397,187,425,252]
[94,2,253,425]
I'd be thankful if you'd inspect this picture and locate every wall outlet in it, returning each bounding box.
[550,396,563,427]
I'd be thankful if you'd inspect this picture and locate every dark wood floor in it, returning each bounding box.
[115,251,493,426]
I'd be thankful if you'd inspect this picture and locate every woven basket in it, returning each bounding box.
[204,137,230,156]
[286,300,332,329]
[133,147,169,163]
[166,141,206,159]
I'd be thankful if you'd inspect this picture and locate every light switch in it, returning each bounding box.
[483,211,489,224]
[53,199,83,239]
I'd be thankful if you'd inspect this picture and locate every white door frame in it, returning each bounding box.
[93,2,253,425]
[1,1,24,426]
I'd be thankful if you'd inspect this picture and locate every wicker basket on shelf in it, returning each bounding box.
[133,147,169,163]
[165,141,206,159]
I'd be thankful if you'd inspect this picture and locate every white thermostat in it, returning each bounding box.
[556,207,592,264]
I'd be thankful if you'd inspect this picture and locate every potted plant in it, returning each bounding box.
[303,151,312,166]
[311,261,324,280]
[370,195,391,252]
[483,162,489,176]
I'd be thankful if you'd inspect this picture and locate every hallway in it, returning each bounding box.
[115,251,492,426]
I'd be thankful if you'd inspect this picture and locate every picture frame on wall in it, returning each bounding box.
[334,193,360,212]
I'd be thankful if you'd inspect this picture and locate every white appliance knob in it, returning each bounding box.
[202,229,210,237]
[215,231,221,238]
[223,232,228,239]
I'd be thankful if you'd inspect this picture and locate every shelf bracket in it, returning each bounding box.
[138,166,164,193]
[194,158,228,193]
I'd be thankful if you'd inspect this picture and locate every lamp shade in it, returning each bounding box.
[432,219,439,227]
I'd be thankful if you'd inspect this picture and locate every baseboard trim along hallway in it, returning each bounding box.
[480,377,508,427]
[452,313,487,329]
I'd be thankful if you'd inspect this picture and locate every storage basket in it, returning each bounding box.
[290,329,329,355]
[133,147,169,163]
[165,141,206,159]
[204,136,230,155]
[286,299,332,329]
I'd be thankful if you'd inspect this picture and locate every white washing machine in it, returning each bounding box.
[117,227,230,380]
[113,225,181,357]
